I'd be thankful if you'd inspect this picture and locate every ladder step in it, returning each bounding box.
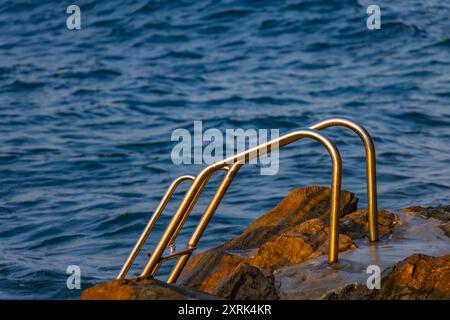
[158,247,196,263]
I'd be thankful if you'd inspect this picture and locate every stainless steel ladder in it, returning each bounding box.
[117,118,379,283]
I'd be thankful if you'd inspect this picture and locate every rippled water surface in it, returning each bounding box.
[0,0,449,299]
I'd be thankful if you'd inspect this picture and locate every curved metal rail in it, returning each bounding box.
[310,118,378,241]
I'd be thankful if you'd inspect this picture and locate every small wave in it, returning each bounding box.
[94,212,149,230]
[55,68,122,80]
[28,234,83,250]
[432,38,450,48]
[5,80,45,91]
[401,112,450,127]
[203,9,254,21]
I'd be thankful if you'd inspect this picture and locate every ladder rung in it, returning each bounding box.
[159,247,196,263]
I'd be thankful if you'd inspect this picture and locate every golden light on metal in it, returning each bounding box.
[117,118,379,283]
[310,118,378,242]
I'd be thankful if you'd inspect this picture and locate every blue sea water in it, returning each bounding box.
[0,0,449,299]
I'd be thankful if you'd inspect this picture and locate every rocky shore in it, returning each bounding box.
[81,186,449,300]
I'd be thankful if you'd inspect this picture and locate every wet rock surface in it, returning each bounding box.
[401,205,449,238]
[81,277,216,300]
[274,210,450,299]
[400,205,450,222]
[326,254,450,300]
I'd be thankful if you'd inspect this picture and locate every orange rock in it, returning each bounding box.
[250,234,315,269]
[178,249,246,294]
[339,209,399,239]
[222,186,358,250]
[378,253,450,298]
[81,278,216,300]
[214,264,279,300]
[250,219,356,269]
[328,254,450,300]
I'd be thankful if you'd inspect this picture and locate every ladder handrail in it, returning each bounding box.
[309,118,378,241]
[117,175,195,279]
[147,167,231,277]
[141,128,343,279]
[117,167,231,279]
